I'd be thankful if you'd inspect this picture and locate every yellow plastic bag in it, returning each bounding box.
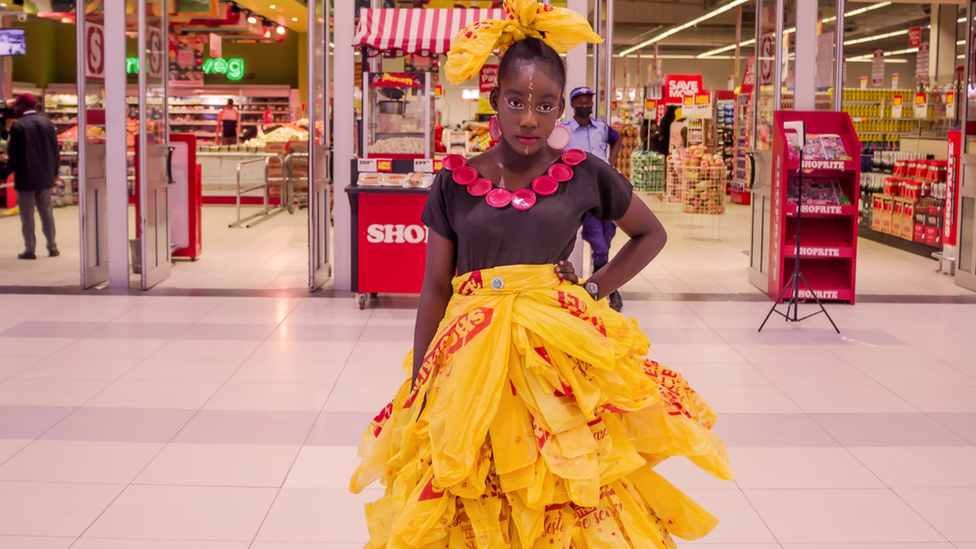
[351,265,733,549]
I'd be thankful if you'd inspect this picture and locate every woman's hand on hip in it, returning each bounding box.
[555,260,579,284]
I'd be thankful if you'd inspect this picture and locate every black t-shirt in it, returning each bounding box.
[421,152,633,275]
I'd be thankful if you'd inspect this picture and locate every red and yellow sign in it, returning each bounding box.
[376,159,393,172]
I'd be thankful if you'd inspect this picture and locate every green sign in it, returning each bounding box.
[125,57,245,81]
[202,58,245,81]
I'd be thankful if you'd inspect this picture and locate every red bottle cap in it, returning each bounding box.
[548,163,574,182]
[531,175,559,196]
[468,178,493,197]
[561,149,586,166]
[511,189,537,211]
[442,154,467,171]
[486,188,513,208]
[453,166,479,185]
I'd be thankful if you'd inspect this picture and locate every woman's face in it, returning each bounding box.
[490,61,564,157]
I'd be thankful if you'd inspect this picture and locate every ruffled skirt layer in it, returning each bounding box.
[350,265,733,549]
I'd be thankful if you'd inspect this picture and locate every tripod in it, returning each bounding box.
[759,147,840,334]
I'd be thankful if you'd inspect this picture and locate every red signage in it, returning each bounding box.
[663,74,704,104]
[741,53,755,92]
[479,64,498,94]
[946,130,961,246]
[909,27,921,48]
[85,23,105,81]
[369,72,424,88]
[357,193,429,293]
[758,30,775,86]
[146,27,165,80]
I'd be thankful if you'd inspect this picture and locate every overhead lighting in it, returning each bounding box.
[269,4,276,9]
[847,58,908,64]
[619,0,749,57]
[622,54,736,60]
[247,15,257,24]
[844,29,910,46]
[699,38,755,58]
[329,42,335,48]
[822,1,890,23]
[291,17,298,21]
[699,1,891,58]
[276,25,285,35]
[848,46,918,61]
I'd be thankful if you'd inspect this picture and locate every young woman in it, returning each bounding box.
[350,2,732,547]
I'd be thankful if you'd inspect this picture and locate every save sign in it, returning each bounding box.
[663,74,704,104]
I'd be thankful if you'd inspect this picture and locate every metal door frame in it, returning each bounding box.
[138,0,171,289]
[958,0,976,291]
[75,9,109,288]
[308,0,332,291]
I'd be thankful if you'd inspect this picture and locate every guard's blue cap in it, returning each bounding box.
[570,87,595,100]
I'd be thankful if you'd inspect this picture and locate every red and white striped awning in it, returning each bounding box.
[353,8,507,55]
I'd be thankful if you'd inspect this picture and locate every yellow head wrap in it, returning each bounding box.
[445,0,603,86]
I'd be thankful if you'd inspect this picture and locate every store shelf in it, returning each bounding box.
[857,225,940,259]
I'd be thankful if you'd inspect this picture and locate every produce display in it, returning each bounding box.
[671,144,726,215]
[368,136,425,155]
[612,124,640,178]
[242,125,309,149]
[630,150,664,192]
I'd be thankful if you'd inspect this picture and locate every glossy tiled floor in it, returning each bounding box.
[1,293,975,548]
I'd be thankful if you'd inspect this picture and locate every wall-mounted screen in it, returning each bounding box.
[0,29,26,56]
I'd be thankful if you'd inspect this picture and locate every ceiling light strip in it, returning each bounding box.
[698,1,892,58]
[619,0,750,57]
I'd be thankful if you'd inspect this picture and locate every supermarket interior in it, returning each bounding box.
[0,0,973,299]
[1,0,975,301]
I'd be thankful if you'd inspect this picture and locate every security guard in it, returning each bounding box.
[559,86,624,311]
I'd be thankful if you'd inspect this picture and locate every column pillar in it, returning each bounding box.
[565,0,587,100]
[332,0,354,291]
[793,0,817,110]
[105,0,129,286]
[566,0,587,275]
[930,3,959,88]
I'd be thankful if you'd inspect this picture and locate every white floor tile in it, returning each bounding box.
[0,440,162,484]
[134,444,300,487]
[744,489,945,543]
[849,447,976,488]
[727,447,884,489]
[84,485,277,541]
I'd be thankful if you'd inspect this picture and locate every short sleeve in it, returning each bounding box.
[421,170,458,242]
[607,126,620,145]
[588,156,634,221]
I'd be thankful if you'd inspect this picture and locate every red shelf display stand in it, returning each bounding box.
[769,111,861,304]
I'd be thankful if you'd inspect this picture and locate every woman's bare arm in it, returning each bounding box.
[412,231,457,386]
[586,195,666,298]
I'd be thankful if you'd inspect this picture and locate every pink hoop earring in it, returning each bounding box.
[547,124,571,149]
[489,116,501,141]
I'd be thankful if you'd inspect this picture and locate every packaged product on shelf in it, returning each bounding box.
[818,134,850,160]
[403,172,433,188]
[357,173,385,186]
[801,136,826,160]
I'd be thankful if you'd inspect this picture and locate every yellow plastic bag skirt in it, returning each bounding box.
[350,264,733,549]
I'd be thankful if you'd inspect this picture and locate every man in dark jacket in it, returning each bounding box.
[2,93,60,259]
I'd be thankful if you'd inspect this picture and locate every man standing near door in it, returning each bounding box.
[559,86,624,311]
[2,93,60,260]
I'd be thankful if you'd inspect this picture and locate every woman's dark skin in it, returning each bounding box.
[411,59,668,385]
